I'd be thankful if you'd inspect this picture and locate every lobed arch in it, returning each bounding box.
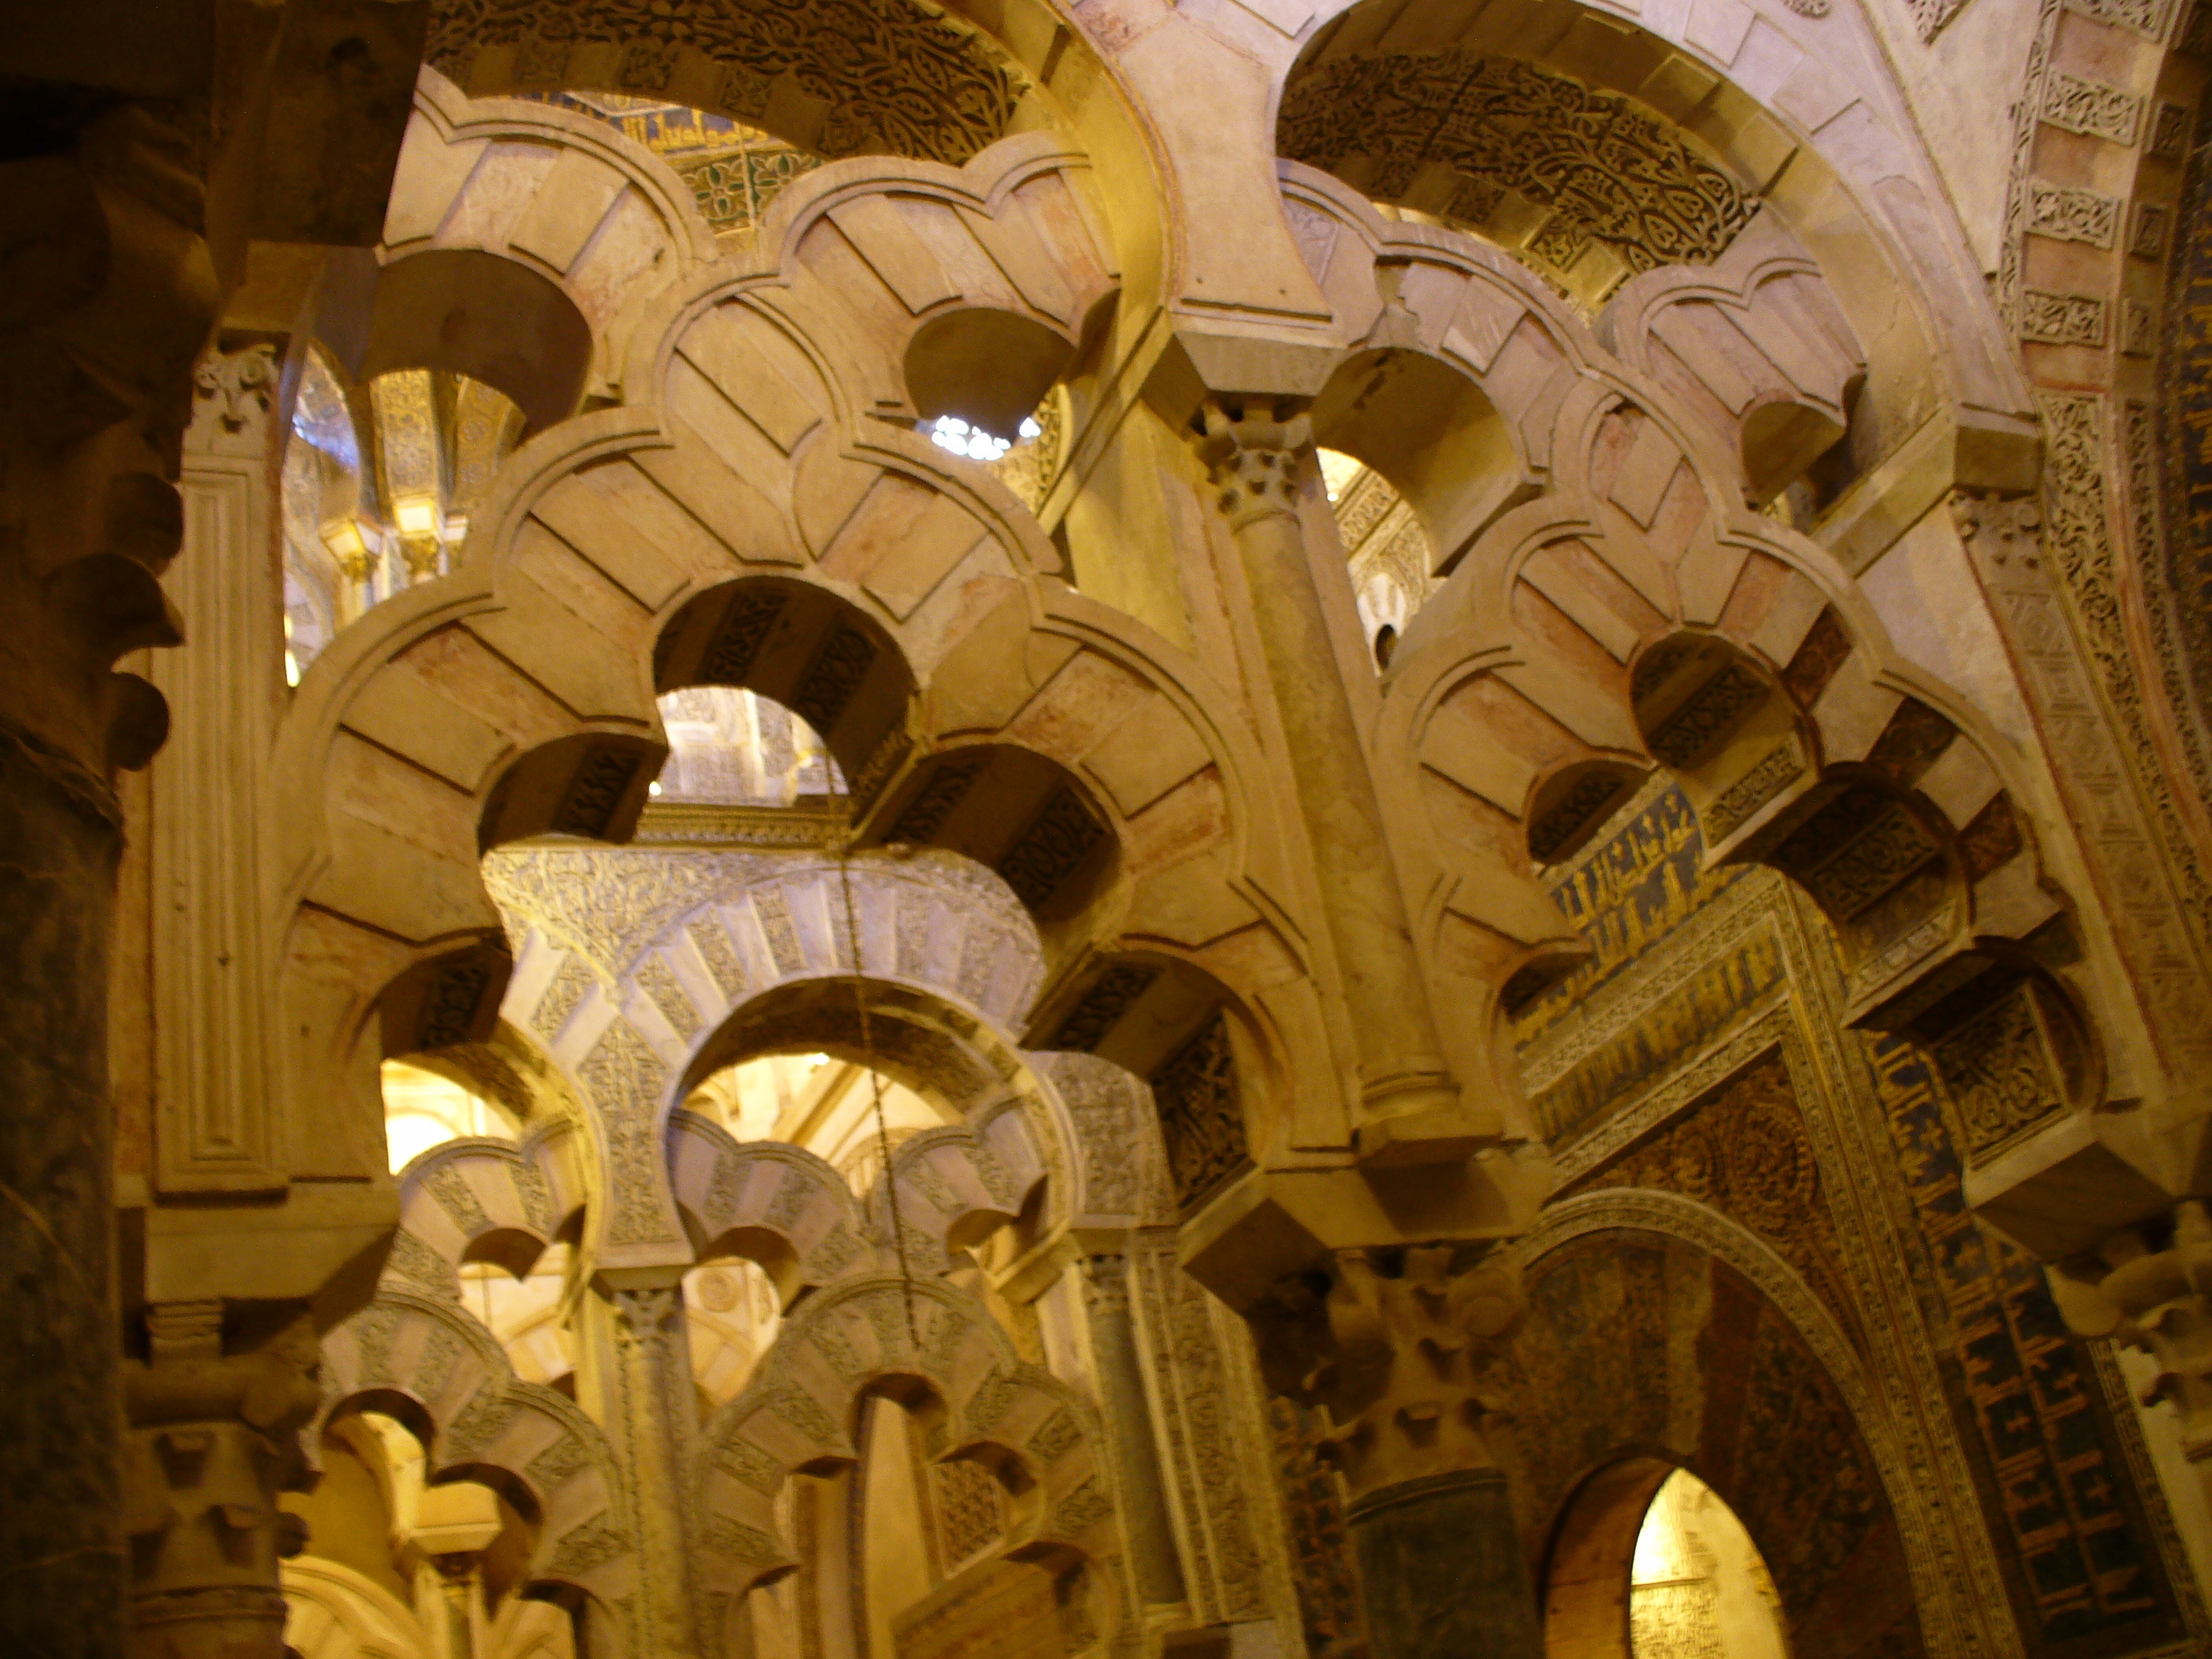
[1269,170,2101,1104]
[496,845,1090,1262]
[375,68,723,407]
[319,1288,634,1624]
[1278,0,2037,507]
[267,134,1310,1213]
[692,1273,1126,1649]
[413,0,1176,335]
[385,1126,585,1297]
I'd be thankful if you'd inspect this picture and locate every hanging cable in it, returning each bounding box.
[834,803,922,1350]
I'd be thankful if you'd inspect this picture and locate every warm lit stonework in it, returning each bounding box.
[8,1,2212,1656]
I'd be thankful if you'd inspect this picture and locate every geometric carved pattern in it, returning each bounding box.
[576,1021,673,1243]
[1280,52,1755,276]
[1646,663,1767,768]
[933,1457,1004,1570]
[1703,742,1802,841]
[995,787,1105,911]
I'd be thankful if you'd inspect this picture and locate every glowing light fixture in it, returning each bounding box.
[319,517,379,583]
[392,495,439,537]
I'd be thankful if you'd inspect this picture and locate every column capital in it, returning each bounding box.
[1191,399,1313,530]
[1248,1245,1523,1507]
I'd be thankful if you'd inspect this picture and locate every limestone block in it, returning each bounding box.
[465,564,654,723]
[639,423,803,565]
[676,307,828,456]
[531,480,694,613]
[508,148,628,274]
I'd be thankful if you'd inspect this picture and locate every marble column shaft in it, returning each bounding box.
[0,732,129,1654]
[1080,1254,1188,1606]
[580,1274,707,1658]
[1192,403,1465,1151]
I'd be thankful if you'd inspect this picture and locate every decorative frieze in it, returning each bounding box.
[2131,202,2173,259]
[1148,1016,1249,1210]
[2027,181,2119,247]
[2020,289,2108,346]
[427,0,1024,165]
[2041,72,2144,144]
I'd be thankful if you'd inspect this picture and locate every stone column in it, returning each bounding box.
[1079,1254,1188,1608]
[578,1270,705,1659]
[1251,1247,1540,1659]
[120,1303,322,1659]
[0,104,218,1655]
[1190,402,1478,1163]
[407,1481,504,1659]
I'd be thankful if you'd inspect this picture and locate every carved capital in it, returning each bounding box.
[1250,1245,1523,1504]
[1192,400,1313,530]
[185,344,276,456]
[1947,489,2045,579]
[1079,1254,1133,1320]
[123,1306,322,1653]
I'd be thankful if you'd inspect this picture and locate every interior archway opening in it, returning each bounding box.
[1545,1459,1789,1659]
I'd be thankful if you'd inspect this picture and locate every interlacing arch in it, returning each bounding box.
[377,69,723,407]
[318,1290,631,1614]
[691,1273,1124,1651]
[269,131,1307,1196]
[1271,169,2104,1119]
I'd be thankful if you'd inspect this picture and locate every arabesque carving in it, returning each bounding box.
[427,0,1024,164]
[1279,51,1755,276]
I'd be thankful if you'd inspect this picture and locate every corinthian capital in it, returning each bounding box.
[1192,399,1313,529]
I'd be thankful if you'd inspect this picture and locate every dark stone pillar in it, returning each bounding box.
[1346,1470,1542,1659]
[0,729,126,1654]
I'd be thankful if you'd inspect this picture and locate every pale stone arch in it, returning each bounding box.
[1521,1190,2001,1659]
[265,137,1291,1206]
[1281,0,2038,499]
[665,1115,877,1301]
[1275,173,2098,1096]
[387,1128,580,1291]
[320,1290,634,1624]
[379,68,721,405]
[280,1555,433,1659]
[692,1273,1126,1647]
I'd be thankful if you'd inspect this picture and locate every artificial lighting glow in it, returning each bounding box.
[284,650,301,688]
[1019,416,1042,439]
[320,516,371,566]
[928,414,1013,462]
[648,780,663,797]
[392,496,439,537]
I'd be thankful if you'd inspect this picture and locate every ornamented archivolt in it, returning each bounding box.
[1278,51,1755,278]
[427,0,1025,165]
